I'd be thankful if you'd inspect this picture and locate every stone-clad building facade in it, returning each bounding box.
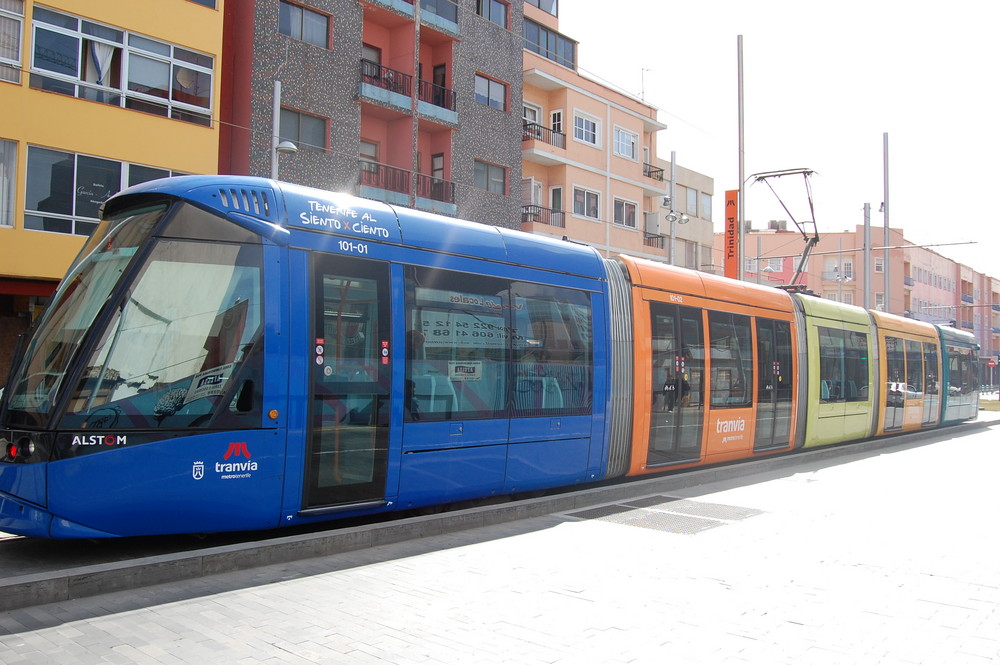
[219,0,524,229]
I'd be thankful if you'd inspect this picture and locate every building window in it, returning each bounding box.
[613,128,637,160]
[686,187,698,216]
[30,7,213,126]
[550,110,563,135]
[573,113,598,146]
[613,198,636,228]
[700,192,712,220]
[474,74,507,110]
[24,146,181,236]
[523,19,575,69]
[279,108,327,151]
[525,0,557,15]
[875,292,885,311]
[279,1,329,48]
[573,187,599,219]
[0,138,14,227]
[874,256,885,273]
[474,160,506,194]
[476,0,508,27]
[0,0,23,83]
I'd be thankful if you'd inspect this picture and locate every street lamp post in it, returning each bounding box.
[270,80,298,180]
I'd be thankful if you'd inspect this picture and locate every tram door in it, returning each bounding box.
[304,255,391,509]
[753,318,794,451]
[648,303,705,465]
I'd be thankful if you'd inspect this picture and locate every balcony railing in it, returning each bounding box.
[360,162,456,204]
[522,122,566,149]
[360,59,412,97]
[962,294,975,304]
[419,0,457,22]
[417,79,456,111]
[416,173,455,203]
[644,233,665,249]
[992,304,1000,312]
[521,205,565,227]
[822,270,854,282]
[903,275,915,286]
[643,163,665,181]
[360,160,410,195]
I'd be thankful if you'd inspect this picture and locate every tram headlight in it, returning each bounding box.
[5,436,36,461]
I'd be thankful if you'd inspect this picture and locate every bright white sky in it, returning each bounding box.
[560,0,999,275]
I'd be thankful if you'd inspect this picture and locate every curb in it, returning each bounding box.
[1,416,995,612]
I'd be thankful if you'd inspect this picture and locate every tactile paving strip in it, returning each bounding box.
[566,495,763,535]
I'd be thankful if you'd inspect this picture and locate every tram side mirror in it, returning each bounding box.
[235,380,254,413]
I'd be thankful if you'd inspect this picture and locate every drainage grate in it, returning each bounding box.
[566,496,763,535]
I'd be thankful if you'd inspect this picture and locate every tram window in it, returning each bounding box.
[948,346,974,395]
[818,326,869,403]
[924,342,939,395]
[60,239,263,429]
[708,311,753,408]
[405,267,509,421]
[510,281,593,417]
[905,340,923,395]
[885,336,906,405]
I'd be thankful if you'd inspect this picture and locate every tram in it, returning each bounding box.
[0,176,980,538]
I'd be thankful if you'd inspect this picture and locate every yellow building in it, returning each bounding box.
[0,0,223,375]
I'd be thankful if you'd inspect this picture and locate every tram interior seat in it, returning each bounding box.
[515,375,564,411]
[845,380,858,399]
[412,373,457,416]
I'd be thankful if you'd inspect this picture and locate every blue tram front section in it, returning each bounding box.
[0,176,614,537]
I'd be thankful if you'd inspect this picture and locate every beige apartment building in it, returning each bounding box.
[518,2,714,266]
[720,225,1000,376]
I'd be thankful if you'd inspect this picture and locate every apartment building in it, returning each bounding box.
[0,0,223,375]
[219,0,524,228]
[722,226,1000,379]
[517,2,714,265]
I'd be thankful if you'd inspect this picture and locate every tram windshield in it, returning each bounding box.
[4,202,264,431]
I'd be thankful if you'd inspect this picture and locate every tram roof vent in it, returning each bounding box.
[217,187,275,221]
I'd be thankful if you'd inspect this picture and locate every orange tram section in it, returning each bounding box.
[613,256,978,479]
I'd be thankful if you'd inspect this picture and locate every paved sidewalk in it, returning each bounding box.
[1,419,999,663]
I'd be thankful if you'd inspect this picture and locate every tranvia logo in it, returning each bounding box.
[191,443,258,481]
[218,442,257,479]
[716,417,748,445]
[224,441,251,460]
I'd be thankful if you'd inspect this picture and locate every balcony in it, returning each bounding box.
[359,161,456,214]
[359,60,413,111]
[903,275,915,286]
[361,160,409,191]
[643,163,665,181]
[962,294,974,304]
[993,304,1000,312]
[417,79,456,111]
[822,270,854,282]
[417,79,458,125]
[416,173,455,204]
[366,0,459,34]
[522,122,566,149]
[644,233,665,249]
[962,321,974,329]
[521,205,565,227]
